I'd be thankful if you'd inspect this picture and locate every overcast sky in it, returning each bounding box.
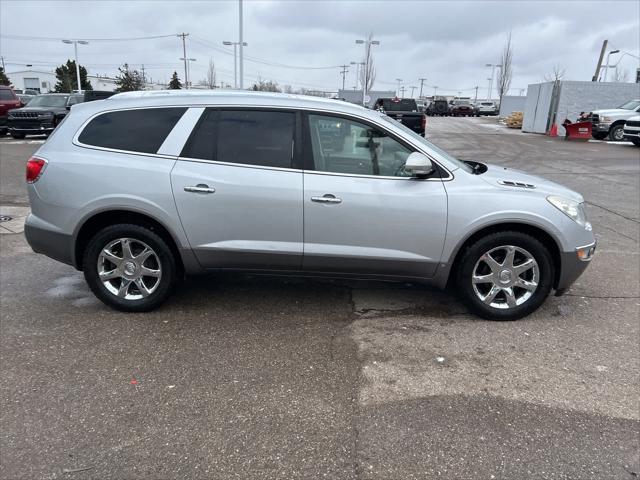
[1,0,639,96]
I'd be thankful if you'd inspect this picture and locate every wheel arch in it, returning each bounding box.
[443,221,562,290]
[73,209,189,275]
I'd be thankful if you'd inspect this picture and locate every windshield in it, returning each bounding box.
[379,113,473,173]
[27,95,68,108]
[619,100,640,110]
[382,99,418,112]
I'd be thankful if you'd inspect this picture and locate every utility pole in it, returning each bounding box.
[0,56,5,70]
[400,86,406,98]
[339,64,349,91]
[433,86,438,97]
[410,86,416,98]
[141,64,146,89]
[418,77,427,98]
[474,86,478,103]
[177,33,189,89]
[592,39,608,82]
[239,0,244,89]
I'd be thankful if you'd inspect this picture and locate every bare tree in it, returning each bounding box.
[544,64,565,82]
[497,32,513,100]
[206,58,217,88]
[613,67,630,83]
[359,32,377,91]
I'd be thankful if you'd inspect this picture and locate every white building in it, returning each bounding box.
[7,69,164,93]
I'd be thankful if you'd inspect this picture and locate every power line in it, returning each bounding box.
[1,33,178,42]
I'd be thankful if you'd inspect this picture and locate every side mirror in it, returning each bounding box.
[404,152,435,177]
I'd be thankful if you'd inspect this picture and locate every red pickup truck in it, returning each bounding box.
[0,86,23,136]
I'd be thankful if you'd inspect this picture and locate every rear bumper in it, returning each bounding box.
[24,214,75,267]
[554,241,596,296]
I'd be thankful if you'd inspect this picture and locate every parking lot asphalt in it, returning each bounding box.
[1,118,639,479]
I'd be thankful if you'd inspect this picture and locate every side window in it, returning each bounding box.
[78,107,187,154]
[182,110,295,169]
[308,114,413,177]
[67,96,82,106]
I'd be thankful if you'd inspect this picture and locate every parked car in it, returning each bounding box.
[476,101,498,116]
[622,115,640,146]
[589,99,640,141]
[24,91,596,320]
[7,93,83,138]
[0,86,23,136]
[425,98,450,116]
[17,94,36,105]
[373,97,426,135]
[450,100,474,117]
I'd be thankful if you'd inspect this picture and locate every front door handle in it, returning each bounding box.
[184,184,215,194]
[311,194,342,204]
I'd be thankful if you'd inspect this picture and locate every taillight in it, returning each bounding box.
[26,157,47,183]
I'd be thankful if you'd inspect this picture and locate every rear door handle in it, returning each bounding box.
[311,194,342,204]
[184,184,215,194]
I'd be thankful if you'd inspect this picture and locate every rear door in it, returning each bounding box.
[171,108,304,270]
[302,112,447,278]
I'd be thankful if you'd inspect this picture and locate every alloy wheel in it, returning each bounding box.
[97,237,162,300]
[471,245,539,309]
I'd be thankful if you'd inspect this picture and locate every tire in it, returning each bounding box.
[609,124,625,142]
[631,138,640,147]
[10,133,25,139]
[83,224,176,312]
[456,231,554,321]
[591,132,608,140]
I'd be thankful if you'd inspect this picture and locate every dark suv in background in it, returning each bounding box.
[7,93,84,138]
[0,86,23,135]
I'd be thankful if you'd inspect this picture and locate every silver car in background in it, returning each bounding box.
[24,91,596,320]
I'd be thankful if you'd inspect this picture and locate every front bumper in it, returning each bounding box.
[592,123,611,133]
[8,117,55,134]
[555,240,596,296]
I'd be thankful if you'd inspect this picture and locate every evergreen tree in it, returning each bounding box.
[54,60,93,92]
[0,68,10,87]
[115,63,144,92]
[168,72,182,90]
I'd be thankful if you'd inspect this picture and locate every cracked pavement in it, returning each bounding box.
[1,119,638,479]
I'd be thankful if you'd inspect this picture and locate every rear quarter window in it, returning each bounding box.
[78,107,187,154]
[0,89,16,100]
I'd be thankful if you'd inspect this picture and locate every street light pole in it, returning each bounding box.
[356,36,380,106]
[433,86,438,97]
[239,0,244,89]
[62,39,89,93]
[485,63,496,100]
[395,78,403,97]
[223,41,248,88]
[603,49,620,82]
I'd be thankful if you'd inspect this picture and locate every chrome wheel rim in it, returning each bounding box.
[97,238,162,300]
[472,245,539,310]
[612,128,624,141]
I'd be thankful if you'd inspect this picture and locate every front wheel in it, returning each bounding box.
[83,224,176,312]
[456,231,554,320]
[609,124,625,142]
[631,138,640,147]
[10,133,26,139]
[591,132,608,140]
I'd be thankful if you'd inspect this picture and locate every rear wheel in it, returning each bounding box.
[83,224,176,312]
[456,231,554,320]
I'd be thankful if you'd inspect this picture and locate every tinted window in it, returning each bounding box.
[67,95,83,106]
[381,99,418,112]
[79,108,187,154]
[183,110,295,169]
[0,89,15,100]
[28,95,68,107]
[309,114,413,177]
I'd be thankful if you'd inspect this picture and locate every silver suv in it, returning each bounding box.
[24,91,596,320]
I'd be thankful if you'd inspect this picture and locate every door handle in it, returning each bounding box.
[311,194,342,204]
[184,184,215,194]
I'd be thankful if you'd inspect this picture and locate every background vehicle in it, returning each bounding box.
[0,86,23,136]
[24,91,595,320]
[425,98,450,116]
[450,100,474,117]
[374,97,426,135]
[622,115,640,146]
[7,93,83,138]
[476,101,498,116]
[589,99,640,141]
[17,93,35,105]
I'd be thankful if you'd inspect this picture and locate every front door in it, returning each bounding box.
[172,109,303,270]
[302,113,447,278]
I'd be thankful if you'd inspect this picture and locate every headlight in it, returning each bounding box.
[38,112,54,119]
[547,195,592,230]
[600,116,612,122]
